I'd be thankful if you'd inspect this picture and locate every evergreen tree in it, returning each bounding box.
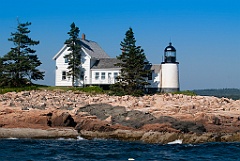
[0,57,3,86]
[113,27,150,96]
[64,22,81,87]
[0,56,9,87]
[1,21,44,87]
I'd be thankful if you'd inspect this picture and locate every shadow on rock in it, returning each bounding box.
[47,112,77,127]
[156,116,206,134]
[78,103,206,133]
[78,104,156,128]
[78,104,126,120]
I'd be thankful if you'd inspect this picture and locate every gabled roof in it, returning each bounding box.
[53,39,110,60]
[52,45,67,60]
[91,58,122,69]
[80,39,110,59]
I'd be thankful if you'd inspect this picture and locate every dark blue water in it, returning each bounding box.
[0,138,240,161]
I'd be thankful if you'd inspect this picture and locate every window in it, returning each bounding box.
[81,57,85,64]
[64,57,68,63]
[80,71,84,80]
[62,71,67,80]
[108,73,112,79]
[108,73,112,83]
[95,72,99,80]
[114,72,118,79]
[101,72,105,80]
[148,71,153,80]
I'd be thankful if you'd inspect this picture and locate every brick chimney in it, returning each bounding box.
[82,33,86,40]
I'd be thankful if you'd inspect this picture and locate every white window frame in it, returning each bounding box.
[101,72,105,80]
[95,72,99,80]
[62,71,67,80]
[64,57,68,63]
[114,72,118,79]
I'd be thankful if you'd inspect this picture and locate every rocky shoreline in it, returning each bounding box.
[0,90,240,144]
[0,128,78,139]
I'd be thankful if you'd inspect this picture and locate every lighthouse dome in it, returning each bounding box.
[163,42,177,63]
[164,42,176,52]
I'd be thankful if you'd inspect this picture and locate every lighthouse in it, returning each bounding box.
[160,42,180,93]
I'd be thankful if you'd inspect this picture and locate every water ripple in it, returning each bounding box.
[0,139,239,161]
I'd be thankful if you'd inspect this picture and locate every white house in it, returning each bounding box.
[53,34,179,93]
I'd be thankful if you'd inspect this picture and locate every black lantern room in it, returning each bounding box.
[163,42,178,64]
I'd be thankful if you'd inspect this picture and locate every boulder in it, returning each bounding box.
[172,121,206,133]
[140,123,180,133]
[50,112,76,127]
[75,118,115,132]
[0,128,78,139]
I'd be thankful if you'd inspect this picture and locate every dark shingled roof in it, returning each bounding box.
[80,39,110,59]
[53,38,110,60]
[91,58,122,69]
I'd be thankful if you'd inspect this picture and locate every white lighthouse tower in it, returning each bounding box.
[160,42,180,92]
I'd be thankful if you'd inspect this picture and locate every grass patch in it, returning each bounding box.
[73,86,104,94]
[39,86,104,94]
[171,90,197,96]
[0,86,39,94]
[0,85,104,95]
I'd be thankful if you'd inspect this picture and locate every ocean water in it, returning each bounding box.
[0,138,240,161]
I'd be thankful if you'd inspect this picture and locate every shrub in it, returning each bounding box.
[109,84,127,96]
[74,86,104,94]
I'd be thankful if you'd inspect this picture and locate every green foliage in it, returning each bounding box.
[171,90,197,96]
[39,86,104,94]
[0,21,44,87]
[0,85,104,95]
[0,57,4,81]
[109,83,144,96]
[0,86,38,94]
[109,83,127,96]
[112,27,150,96]
[64,22,82,87]
[74,86,104,94]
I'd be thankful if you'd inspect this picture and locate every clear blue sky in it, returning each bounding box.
[0,0,239,90]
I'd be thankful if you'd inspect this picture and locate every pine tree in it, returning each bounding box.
[0,57,3,86]
[113,27,150,96]
[64,22,81,87]
[1,21,44,87]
